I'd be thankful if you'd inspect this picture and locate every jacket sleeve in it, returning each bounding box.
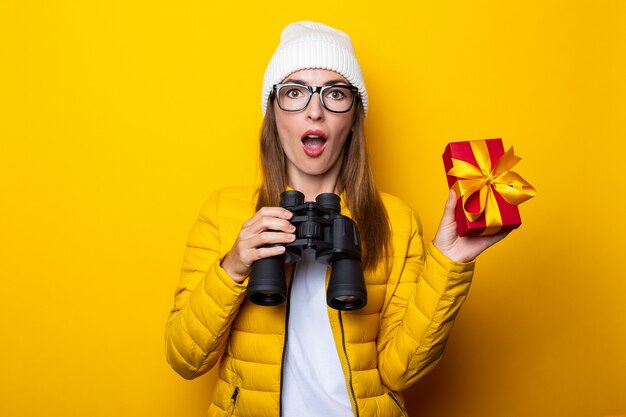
[164,190,248,380]
[376,209,475,391]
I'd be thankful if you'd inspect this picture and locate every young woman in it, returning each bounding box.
[165,21,507,417]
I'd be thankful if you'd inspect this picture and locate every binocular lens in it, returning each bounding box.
[328,295,366,311]
[335,295,358,302]
[248,290,285,306]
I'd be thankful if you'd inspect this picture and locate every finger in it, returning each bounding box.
[252,231,296,247]
[433,189,460,251]
[230,238,288,269]
[242,237,292,266]
[252,217,296,235]
[255,245,287,260]
[439,189,458,227]
[479,231,510,249]
[242,213,295,237]
[435,189,458,241]
[459,231,511,262]
[254,207,293,222]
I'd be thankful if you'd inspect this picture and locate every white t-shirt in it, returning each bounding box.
[281,250,353,417]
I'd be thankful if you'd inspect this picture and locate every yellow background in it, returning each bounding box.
[1,1,624,416]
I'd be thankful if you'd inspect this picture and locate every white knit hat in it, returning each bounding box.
[261,21,368,116]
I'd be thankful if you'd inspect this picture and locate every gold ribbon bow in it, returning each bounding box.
[447,141,536,234]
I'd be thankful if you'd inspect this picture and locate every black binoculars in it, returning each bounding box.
[246,190,367,311]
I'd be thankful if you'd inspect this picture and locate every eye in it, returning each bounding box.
[325,87,349,101]
[285,89,302,98]
[281,85,308,100]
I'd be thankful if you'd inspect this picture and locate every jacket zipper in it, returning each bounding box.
[231,386,240,403]
[388,391,408,417]
[339,311,360,417]
[226,386,239,417]
[278,266,296,417]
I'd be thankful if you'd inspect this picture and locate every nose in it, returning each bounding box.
[305,92,325,120]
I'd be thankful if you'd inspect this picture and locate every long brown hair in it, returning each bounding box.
[256,97,391,271]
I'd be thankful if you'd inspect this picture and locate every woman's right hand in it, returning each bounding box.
[221,207,296,283]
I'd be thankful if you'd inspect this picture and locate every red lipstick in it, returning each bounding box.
[301,129,327,157]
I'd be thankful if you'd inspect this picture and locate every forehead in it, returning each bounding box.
[282,68,349,85]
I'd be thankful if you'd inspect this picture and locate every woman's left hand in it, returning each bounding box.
[433,189,509,263]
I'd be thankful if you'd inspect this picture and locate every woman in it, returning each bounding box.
[165,21,507,417]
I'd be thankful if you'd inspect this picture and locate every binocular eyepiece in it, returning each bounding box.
[246,190,367,311]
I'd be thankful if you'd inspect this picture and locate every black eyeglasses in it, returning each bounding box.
[273,83,358,113]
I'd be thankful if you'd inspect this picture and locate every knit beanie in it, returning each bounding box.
[261,21,368,116]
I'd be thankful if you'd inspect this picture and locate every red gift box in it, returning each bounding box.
[442,138,536,237]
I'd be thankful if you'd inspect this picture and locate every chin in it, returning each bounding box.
[292,165,329,178]
[302,169,329,177]
[288,156,340,179]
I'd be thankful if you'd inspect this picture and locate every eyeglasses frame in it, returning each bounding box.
[272,83,359,113]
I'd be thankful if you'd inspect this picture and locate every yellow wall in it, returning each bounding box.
[1,1,624,416]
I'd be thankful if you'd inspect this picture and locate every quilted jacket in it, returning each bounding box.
[165,185,475,417]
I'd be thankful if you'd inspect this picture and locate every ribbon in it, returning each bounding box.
[447,141,536,234]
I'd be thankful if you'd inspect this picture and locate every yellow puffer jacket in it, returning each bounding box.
[165,186,475,417]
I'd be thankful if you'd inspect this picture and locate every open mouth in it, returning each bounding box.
[301,131,327,157]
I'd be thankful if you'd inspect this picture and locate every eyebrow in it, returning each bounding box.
[283,78,350,86]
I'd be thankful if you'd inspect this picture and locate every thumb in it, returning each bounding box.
[433,189,459,249]
[440,189,458,228]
